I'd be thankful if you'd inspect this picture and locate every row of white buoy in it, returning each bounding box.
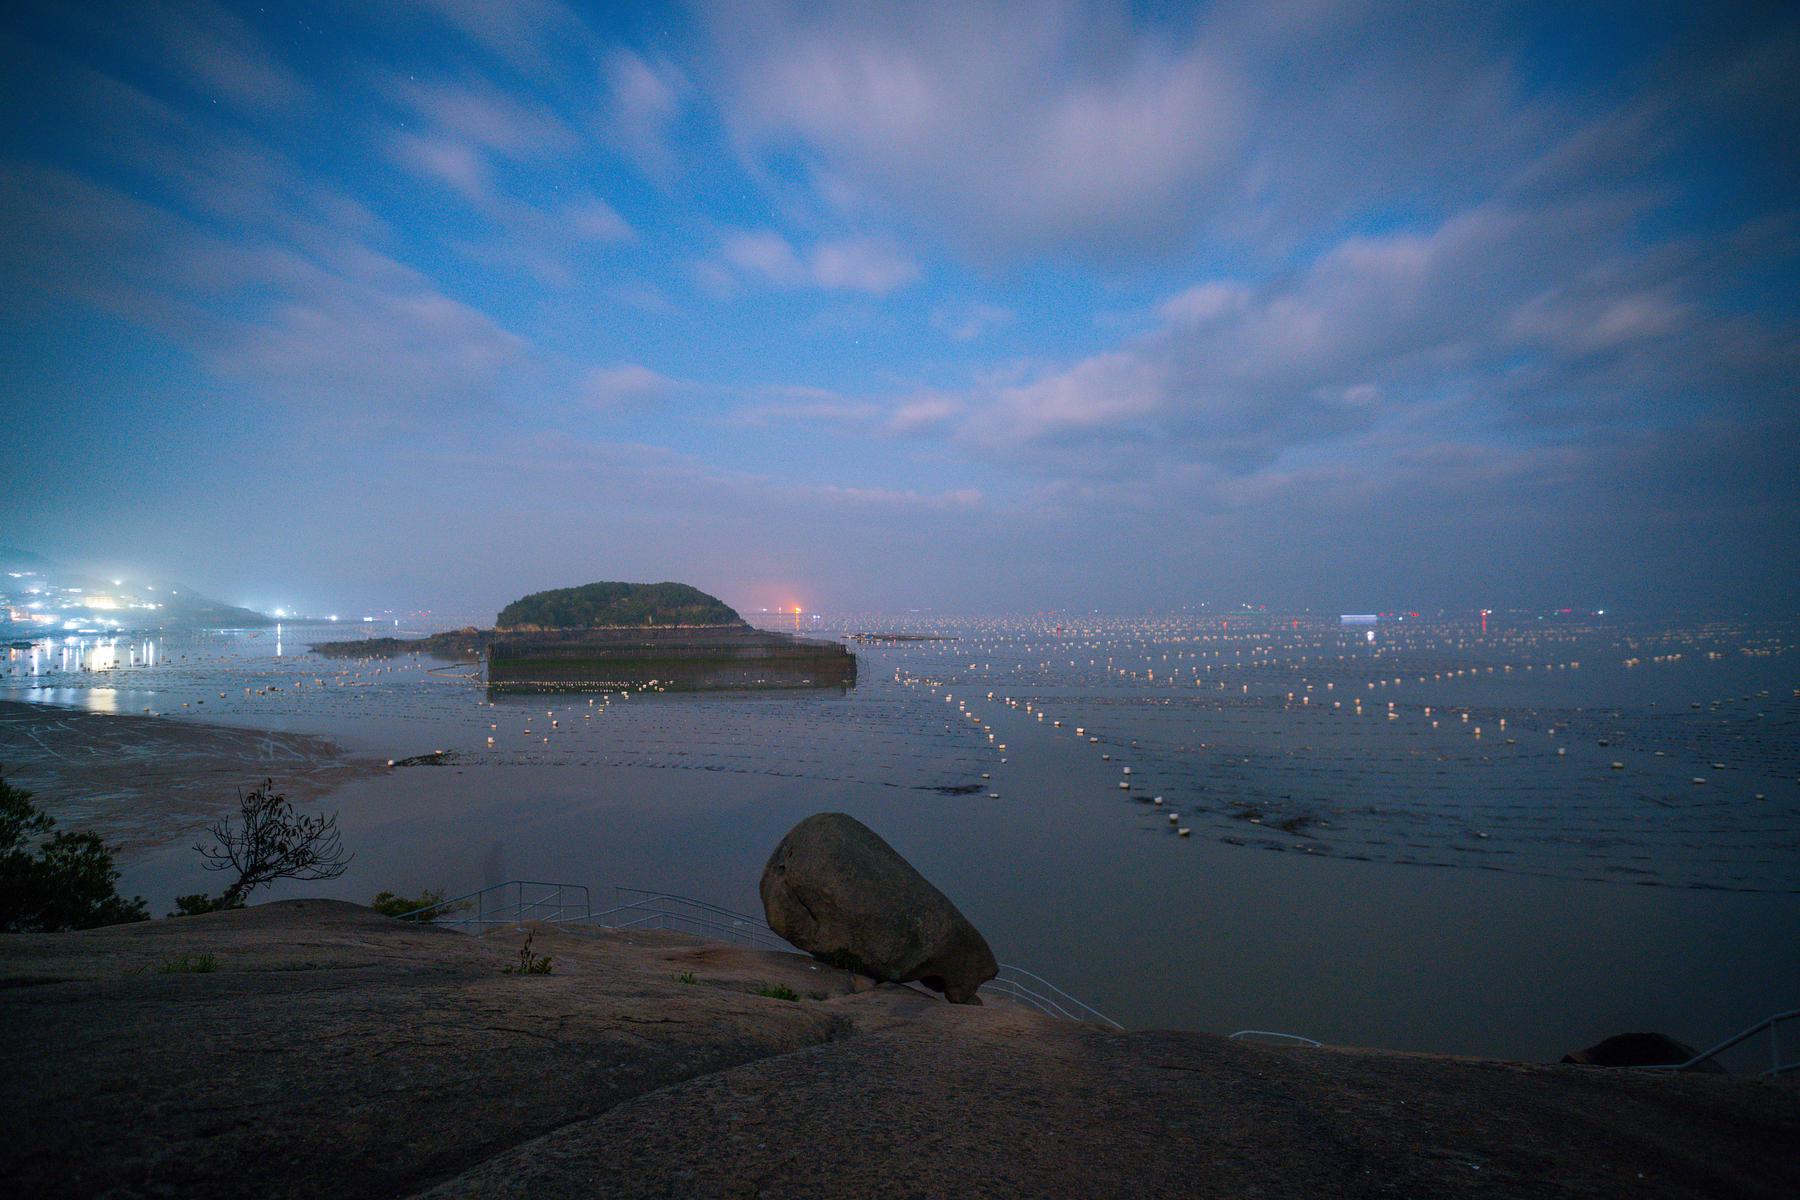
[892,641,1792,848]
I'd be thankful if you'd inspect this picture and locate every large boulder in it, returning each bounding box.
[760,813,998,1004]
[1561,1031,1722,1071]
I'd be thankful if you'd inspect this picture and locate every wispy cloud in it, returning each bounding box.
[2,0,1795,610]
[386,75,578,157]
[405,0,596,74]
[582,364,681,409]
[931,302,1014,341]
[601,49,690,181]
[716,230,918,294]
[703,0,1245,258]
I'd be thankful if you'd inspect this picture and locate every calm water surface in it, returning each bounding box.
[5,613,1797,1063]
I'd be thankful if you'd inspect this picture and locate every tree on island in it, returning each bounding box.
[496,581,740,629]
[172,780,350,916]
[0,767,148,932]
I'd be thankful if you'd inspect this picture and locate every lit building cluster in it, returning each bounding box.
[1,571,169,634]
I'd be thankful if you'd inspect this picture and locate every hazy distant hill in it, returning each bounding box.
[496,582,741,630]
[0,546,275,632]
[0,547,54,573]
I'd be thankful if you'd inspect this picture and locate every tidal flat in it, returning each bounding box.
[3,613,1796,1064]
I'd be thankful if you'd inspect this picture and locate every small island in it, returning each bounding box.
[495,581,738,630]
[316,581,856,693]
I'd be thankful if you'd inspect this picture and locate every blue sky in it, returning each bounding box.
[1,0,1795,620]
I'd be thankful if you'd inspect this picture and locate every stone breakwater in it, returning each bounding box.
[2,900,1796,1198]
[312,624,858,693]
[485,625,857,693]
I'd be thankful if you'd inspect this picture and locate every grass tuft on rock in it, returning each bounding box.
[500,931,553,975]
[157,953,218,974]
[753,983,800,1001]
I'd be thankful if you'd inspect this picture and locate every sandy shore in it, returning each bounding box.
[0,700,382,860]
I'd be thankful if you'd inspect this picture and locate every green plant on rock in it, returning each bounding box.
[170,893,244,917]
[370,888,468,921]
[501,930,553,975]
[676,970,698,985]
[753,983,799,1002]
[157,953,218,974]
[0,766,147,932]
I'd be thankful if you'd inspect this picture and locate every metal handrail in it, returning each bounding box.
[396,879,591,930]
[611,887,774,930]
[1635,1008,1799,1077]
[992,964,1125,1030]
[570,903,791,951]
[1230,1029,1323,1048]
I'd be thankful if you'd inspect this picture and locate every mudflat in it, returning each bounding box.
[2,901,1794,1199]
[0,700,378,857]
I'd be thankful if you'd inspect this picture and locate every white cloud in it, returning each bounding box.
[563,197,634,244]
[407,0,596,73]
[886,395,963,435]
[386,76,577,157]
[1507,284,1688,355]
[723,230,806,284]
[718,230,918,294]
[807,238,919,293]
[868,189,1784,483]
[729,386,880,427]
[703,0,1245,257]
[601,50,689,180]
[582,364,679,408]
[75,0,309,111]
[931,302,1015,341]
[0,159,530,420]
[392,133,491,202]
[389,129,636,280]
[1156,281,1248,324]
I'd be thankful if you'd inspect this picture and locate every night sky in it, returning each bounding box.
[2,2,1795,619]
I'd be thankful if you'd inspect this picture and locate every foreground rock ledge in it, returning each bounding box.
[2,902,1796,1199]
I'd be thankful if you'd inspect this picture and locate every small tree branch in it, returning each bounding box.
[194,780,352,907]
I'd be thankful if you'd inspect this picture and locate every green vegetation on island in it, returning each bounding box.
[496,581,740,630]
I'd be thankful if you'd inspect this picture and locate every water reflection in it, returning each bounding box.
[27,685,119,713]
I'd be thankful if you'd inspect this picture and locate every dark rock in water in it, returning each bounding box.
[1561,1031,1722,1071]
[760,813,998,1004]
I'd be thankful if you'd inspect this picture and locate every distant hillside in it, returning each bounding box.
[0,547,274,632]
[496,582,740,630]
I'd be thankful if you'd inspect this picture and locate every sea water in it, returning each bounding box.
[4,613,1796,1062]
